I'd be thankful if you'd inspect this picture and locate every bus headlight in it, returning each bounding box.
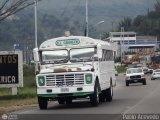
[38,76,45,86]
[85,74,92,84]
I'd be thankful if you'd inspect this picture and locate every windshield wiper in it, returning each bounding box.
[43,58,68,64]
[70,58,81,62]
[70,57,91,62]
[80,57,91,61]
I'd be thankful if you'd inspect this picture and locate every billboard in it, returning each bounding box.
[0,51,23,88]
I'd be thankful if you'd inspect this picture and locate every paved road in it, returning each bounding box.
[11,74,160,120]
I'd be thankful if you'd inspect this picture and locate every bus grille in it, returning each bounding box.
[46,74,84,86]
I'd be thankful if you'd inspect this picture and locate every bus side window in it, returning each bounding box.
[104,50,113,61]
[102,49,105,61]
[104,50,107,61]
[109,50,113,61]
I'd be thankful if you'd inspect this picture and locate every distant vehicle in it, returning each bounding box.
[151,69,160,80]
[127,64,135,68]
[115,70,118,76]
[115,62,121,67]
[142,66,149,74]
[148,68,153,74]
[125,67,146,86]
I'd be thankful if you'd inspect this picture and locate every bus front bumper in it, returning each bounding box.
[37,85,94,98]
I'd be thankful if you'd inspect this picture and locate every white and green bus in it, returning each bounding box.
[33,35,117,109]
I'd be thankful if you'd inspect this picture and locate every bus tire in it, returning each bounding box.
[99,92,105,102]
[106,82,113,102]
[38,96,48,110]
[90,82,99,106]
[66,98,72,104]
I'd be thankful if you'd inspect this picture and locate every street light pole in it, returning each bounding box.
[95,21,104,39]
[111,21,114,32]
[95,21,104,26]
[34,0,38,48]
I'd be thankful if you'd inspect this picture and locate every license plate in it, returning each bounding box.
[134,80,138,82]
[61,88,69,92]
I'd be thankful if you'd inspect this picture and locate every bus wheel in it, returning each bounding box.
[38,96,48,110]
[65,98,72,104]
[106,83,113,102]
[99,92,105,102]
[90,82,99,106]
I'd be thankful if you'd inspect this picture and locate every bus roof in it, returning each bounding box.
[39,36,111,50]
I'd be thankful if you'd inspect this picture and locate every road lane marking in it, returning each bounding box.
[123,83,160,114]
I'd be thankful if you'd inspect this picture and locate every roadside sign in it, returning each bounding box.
[14,44,20,51]
[0,51,23,88]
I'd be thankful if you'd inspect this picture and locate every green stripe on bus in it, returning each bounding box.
[37,92,93,98]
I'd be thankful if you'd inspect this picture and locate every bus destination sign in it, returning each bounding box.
[56,39,80,46]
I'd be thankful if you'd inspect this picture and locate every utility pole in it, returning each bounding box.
[120,27,124,64]
[34,0,38,73]
[111,21,114,32]
[85,0,88,37]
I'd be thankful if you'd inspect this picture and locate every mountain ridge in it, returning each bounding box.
[37,0,157,31]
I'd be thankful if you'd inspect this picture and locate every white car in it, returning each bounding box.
[148,68,153,74]
[151,69,160,80]
[142,66,149,74]
[125,67,146,86]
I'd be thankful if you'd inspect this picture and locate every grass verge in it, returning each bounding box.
[0,65,38,115]
[0,98,37,115]
[0,87,37,115]
[116,66,126,73]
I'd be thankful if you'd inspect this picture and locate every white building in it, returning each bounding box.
[107,32,158,58]
[109,32,136,44]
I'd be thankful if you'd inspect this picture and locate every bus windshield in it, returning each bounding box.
[41,50,68,64]
[70,48,96,62]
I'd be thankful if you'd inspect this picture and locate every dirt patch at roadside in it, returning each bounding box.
[0,104,37,115]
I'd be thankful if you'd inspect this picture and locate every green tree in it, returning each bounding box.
[133,15,145,27]
[118,17,132,31]
[155,0,160,12]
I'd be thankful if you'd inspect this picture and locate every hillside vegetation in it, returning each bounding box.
[0,0,157,51]
[115,0,160,39]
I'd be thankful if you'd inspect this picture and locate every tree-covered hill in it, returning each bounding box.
[0,0,157,51]
[114,0,160,39]
[38,0,156,30]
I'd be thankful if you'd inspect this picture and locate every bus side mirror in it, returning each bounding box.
[97,44,102,59]
[33,48,39,62]
[92,54,98,61]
